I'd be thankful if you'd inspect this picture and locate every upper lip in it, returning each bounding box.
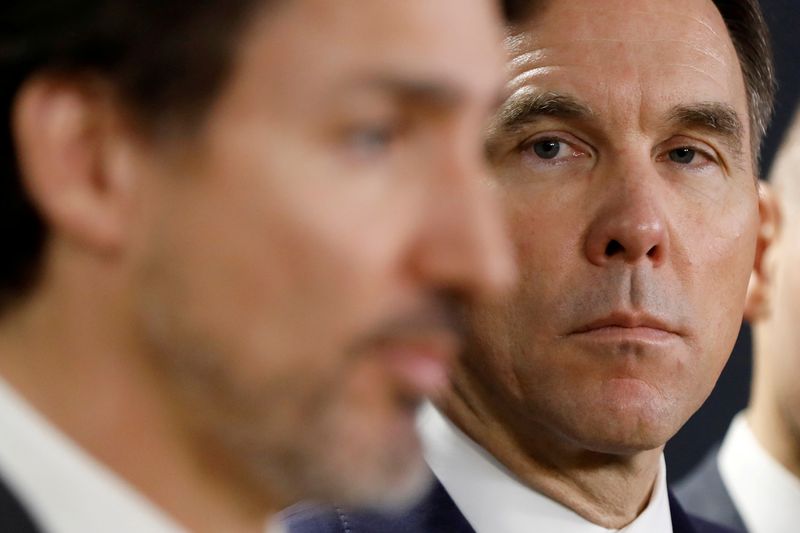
[571,312,680,336]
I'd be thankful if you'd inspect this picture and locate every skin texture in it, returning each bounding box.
[747,111,800,479]
[440,0,767,527]
[2,1,515,532]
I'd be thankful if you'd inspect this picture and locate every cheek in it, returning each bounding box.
[505,189,578,283]
[771,232,800,391]
[136,182,376,393]
[677,193,758,374]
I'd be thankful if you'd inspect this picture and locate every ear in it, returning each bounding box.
[12,75,135,255]
[744,181,781,323]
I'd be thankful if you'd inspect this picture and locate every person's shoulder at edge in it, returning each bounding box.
[669,486,744,533]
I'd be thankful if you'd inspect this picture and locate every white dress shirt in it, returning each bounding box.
[718,412,800,533]
[0,376,283,533]
[418,404,673,533]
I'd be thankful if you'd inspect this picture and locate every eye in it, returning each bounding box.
[341,121,406,163]
[349,126,396,153]
[668,147,696,164]
[533,140,562,159]
[656,139,722,175]
[517,133,590,169]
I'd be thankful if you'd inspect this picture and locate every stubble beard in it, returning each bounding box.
[138,298,432,515]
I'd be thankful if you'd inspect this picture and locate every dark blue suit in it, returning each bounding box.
[0,476,43,533]
[284,476,741,533]
[674,446,747,532]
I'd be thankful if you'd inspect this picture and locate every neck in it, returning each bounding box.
[437,381,662,528]
[0,247,277,533]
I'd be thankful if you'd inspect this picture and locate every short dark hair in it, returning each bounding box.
[0,0,529,312]
[713,0,776,166]
[1,0,264,311]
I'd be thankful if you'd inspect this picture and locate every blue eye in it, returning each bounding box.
[533,140,561,159]
[351,128,393,152]
[669,147,696,164]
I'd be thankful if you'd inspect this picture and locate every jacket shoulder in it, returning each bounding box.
[0,475,42,533]
[673,446,746,531]
[283,478,475,533]
[669,484,744,533]
[282,503,349,533]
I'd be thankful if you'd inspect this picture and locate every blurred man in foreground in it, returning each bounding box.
[676,107,800,533]
[0,1,520,531]
[286,0,775,531]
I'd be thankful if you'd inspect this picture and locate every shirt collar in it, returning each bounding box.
[418,404,672,533]
[718,412,800,533]
[0,375,188,533]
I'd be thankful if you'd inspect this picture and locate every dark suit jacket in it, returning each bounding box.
[674,446,747,532]
[284,476,739,533]
[0,476,43,533]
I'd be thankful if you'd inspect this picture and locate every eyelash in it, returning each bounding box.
[517,133,589,165]
[657,144,721,169]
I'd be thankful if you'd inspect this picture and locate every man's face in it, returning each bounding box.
[463,0,759,454]
[753,154,800,447]
[124,0,512,509]
[764,199,800,446]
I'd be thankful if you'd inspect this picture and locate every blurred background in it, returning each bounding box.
[665,0,800,482]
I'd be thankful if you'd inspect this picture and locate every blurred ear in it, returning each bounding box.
[744,181,781,323]
[12,75,135,255]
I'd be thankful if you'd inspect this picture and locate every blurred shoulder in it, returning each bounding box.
[282,477,474,533]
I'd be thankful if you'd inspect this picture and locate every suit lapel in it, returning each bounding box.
[669,489,739,533]
[0,475,42,533]
[670,489,699,533]
[404,477,475,533]
[673,448,746,531]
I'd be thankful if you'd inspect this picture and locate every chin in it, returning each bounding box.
[562,407,682,455]
[264,397,434,511]
[547,388,686,455]
[572,427,670,456]
[330,452,432,512]
[280,427,432,512]
[328,411,432,510]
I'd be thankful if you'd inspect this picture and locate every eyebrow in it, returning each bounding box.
[664,102,745,161]
[487,90,747,161]
[489,89,594,136]
[349,74,467,111]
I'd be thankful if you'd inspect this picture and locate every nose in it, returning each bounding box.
[410,149,517,300]
[584,165,669,267]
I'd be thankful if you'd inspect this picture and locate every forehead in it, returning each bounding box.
[507,0,747,131]
[228,0,505,111]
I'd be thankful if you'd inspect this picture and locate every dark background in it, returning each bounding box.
[665,0,800,483]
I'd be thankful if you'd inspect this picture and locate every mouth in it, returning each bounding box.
[354,299,466,401]
[374,330,462,400]
[569,312,681,344]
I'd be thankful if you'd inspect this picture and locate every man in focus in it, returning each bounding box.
[286,0,774,531]
[0,1,519,531]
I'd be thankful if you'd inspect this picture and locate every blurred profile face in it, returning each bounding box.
[762,199,800,443]
[461,0,760,454]
[123,0,513,509]
[751,141,800,446]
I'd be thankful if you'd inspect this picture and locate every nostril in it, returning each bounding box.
[647,245,658,258]
[604,240,624,257]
